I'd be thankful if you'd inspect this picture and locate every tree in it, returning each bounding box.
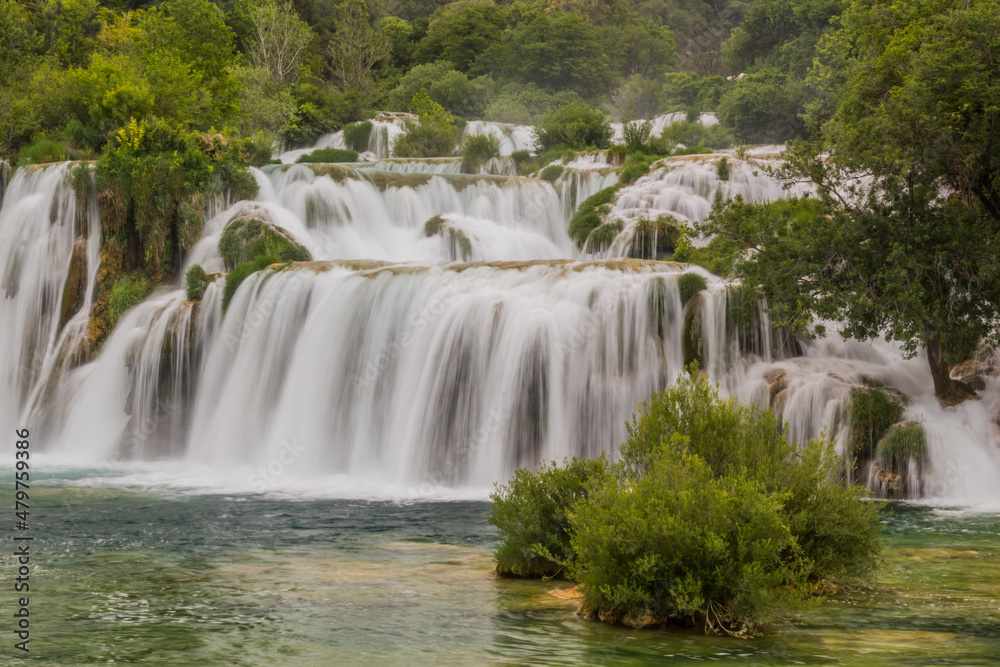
[246,0,313,84]
[704,0,1000,404]
[326,0,390,98]
[412,0,508,73]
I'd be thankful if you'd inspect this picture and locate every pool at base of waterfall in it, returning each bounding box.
[11,473,1000,665]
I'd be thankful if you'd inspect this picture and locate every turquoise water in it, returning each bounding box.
[1,478,998,665]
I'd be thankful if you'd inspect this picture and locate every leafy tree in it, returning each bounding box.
[716,67,808,142]
[385,62,491,117]
[484,11,614,101]
[326,0,390,99]
[602,9,678,79]
[706,0,1000,404]
[412,0,508,72]
[246,0,313,84]
[392,88,459,157]
[534,101,612,151]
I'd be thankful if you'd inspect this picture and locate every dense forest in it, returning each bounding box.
[0,0,848,159]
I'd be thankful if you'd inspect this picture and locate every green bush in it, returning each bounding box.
[296,148,359,164]
[568,186,616,248]
[661,121,732,151]
[459,133,501,173]
[538,165,565,183]
[342,121,373,152]
[585,221,622,251]
[107,273,152,327]
[876,421,927,465]
[619,373,883,585]
[488,456,610,578]
[534,102,612,152]
[222,254,280,312]
[716,156,731,181]
[392,89,460,158]
[618,155,654,184]
[218,218,312,271]
[185,264,209,301]
[511,150,533,173]
[19,138,67,164]
[677,272,708,305]
[571,440,808,634]
[622,120,652,152]
[491,373,884,634]
[847,387,904,458]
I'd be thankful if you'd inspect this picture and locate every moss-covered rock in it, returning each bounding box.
[222,254,283,312]
[424,215,445,236]
[682,292,706,368]
[626,216,680,260]
[539,164,565,183]
[847,386,905,458]
[218,218,311,271]
[876,421,927,465]
[676,272,707,306]
[568,187,616,249]
[585,220,622,252]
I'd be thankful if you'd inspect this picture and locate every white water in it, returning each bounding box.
[4,159,1000,505]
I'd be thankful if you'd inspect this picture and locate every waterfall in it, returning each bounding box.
[5,158,1000,503]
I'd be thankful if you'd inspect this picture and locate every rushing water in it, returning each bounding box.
[3,474,998,665]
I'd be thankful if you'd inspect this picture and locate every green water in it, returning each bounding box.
[1,482,997,665]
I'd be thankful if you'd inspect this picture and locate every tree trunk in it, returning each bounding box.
[927,333,976,406]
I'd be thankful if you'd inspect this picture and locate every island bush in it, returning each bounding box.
[534,102,612,152]
[459,133,501,173]
[489,372,884,635]
[296,148,358,163]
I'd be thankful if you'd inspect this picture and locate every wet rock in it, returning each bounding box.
[621,611,660,629]
[59,236,87,329]
[950,344,998,392]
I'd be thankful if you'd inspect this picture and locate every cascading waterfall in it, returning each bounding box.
[4,154,1000,504]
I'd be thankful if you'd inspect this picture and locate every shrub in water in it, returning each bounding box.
[847,386,904,458]
[185,264,209,301]
[568,187,616,248]
[677,272,707,305]
[218,218,311,270]
[534,102,612,152]
[393,90,460,158]
[296,148,358,163]
[488,456,610,578]
[222,254,281,312]
[107,273,152,327]
[492,372,884,634]
[342,121,373,152]
[876,421,927,466]
[459,133,501,173]
[538,164,565,183]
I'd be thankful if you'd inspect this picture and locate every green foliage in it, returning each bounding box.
[568,186,616,248]
[218,217,311,271]
[488,456,610,578]
[661,72,726,113]
[423,215,445,236]
[876,422,927,465]
[458,132,500,172]
[622,120,652,152]
[393,88,459,157]
[281,83,359,148]
[660,121,732,150]
[296,148,358,163]
[19,138,66,164]
[585,220,622,251]
[482,84,584,125]
[184,264,208,301]
[677,272,708,306]
[618,154,654,184]
[413,0,509,72]
[538,164,564,183]
[717,68,809,143]
[847,387,904,459]
[386,62,492,118]
[489,373,883,634]
[716,156,730,181]
[342,120,373,152]
[510,150,532,173]
[107,272,153,327]
[95,119,256,277]
[534,101,612,152]
[616,373,883,585]
[222,254,280,311]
